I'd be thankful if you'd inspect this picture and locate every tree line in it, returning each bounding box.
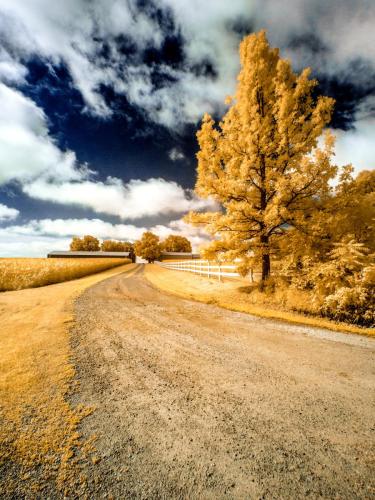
[69,233,192,263]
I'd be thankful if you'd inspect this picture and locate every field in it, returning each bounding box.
[0,257,130,291]
[0,263,137,497]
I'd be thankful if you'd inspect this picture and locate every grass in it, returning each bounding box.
[0,257,130,291]
[0,262,138,497]
[145,265,374,337]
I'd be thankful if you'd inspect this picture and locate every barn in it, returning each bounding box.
[47,251,131,259]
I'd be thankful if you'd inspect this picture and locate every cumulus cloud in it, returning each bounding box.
[153,218,210,250]
[0,80,213,220]
[333,118,375,175]
[6,218,146,240]
[22,177,215,220]
[1,0,375,130]
[0,48,27,84]
[1,0,374,129]
[0,83,84,184]
[0,0,253,126]
[0,0,162,116]
[251,0,375,95]
[0,203,19,221]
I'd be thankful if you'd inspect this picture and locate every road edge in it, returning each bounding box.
[144,265,374,338]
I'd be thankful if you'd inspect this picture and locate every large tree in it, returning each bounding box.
[134,231,162,263]
[162,235,192,253]
[186,31,337,281]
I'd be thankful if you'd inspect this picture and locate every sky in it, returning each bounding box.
[0,0,374,256]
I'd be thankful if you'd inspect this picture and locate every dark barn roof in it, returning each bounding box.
[47,251,130,258]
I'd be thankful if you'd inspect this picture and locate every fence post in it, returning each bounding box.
[218,261,221,282]
[208,260,210,279]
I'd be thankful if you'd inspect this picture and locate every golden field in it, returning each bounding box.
[0,257,130,291]
[0,263,138,497]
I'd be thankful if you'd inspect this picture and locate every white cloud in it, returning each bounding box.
[333,119,375,176]
[153,218,210,251]
[168,147,185,161]
[0,0,252,126]
[6,218,146,240]
[0,0,163,117]
[0,231,71,257]
[0,83,84,184]
[1,0,375,129]
[23,177,215,220]
[251,0,375,85]
[0,81,214,220]
[0,48,27,83]
[0,203,19,221]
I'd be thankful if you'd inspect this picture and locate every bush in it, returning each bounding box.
[322,285,375,327]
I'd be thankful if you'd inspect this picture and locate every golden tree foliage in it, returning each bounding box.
[100,240,133,252]
[275,169,375,326]
[186,31,336,280]
[162,234,192,253]
[70,235,100,251]
[134,231,162,263]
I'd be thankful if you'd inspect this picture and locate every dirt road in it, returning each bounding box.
[72,265,374,499]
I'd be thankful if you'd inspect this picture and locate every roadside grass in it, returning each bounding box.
[0,257,130,291]
[145,265,374,337]
[0,263,137,497]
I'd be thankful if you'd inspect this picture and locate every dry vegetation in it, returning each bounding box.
[0,263,137,497]
[0,257,130,291]
[145,265,374,337]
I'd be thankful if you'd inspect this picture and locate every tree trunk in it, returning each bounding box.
[260,234,271,281]
[261,253,270,281]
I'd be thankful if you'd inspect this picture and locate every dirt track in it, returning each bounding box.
[72,265,375,499]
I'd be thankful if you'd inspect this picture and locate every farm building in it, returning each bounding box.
[47,251,199,261]
[47,251,131,259]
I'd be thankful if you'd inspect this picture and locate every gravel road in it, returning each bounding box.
[72,264,375,499]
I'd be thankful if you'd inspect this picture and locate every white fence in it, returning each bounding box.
[156,259,258,282]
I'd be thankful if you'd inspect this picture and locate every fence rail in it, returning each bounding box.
[156,259,259,282]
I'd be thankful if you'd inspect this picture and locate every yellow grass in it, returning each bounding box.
[145,265,374,337]
[0,262,139,497]
[0,257,130,291]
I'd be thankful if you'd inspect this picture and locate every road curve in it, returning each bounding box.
[72,264,375,499]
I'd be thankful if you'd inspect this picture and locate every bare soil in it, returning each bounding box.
[71,265,375,499]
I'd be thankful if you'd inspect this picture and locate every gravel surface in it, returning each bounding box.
[71,265,375,499]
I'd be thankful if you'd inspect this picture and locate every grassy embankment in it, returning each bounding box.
[0,257,130,291]
[0,262,138,498]
[145,264,374,337]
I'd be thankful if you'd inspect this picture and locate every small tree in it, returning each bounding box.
[186,31,336,281]
[134,232,162,263]
[70,235,100,251]
[101,240,133,252]
[162,235,192,253]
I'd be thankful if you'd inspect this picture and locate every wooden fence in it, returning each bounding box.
[156,259,258,282]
